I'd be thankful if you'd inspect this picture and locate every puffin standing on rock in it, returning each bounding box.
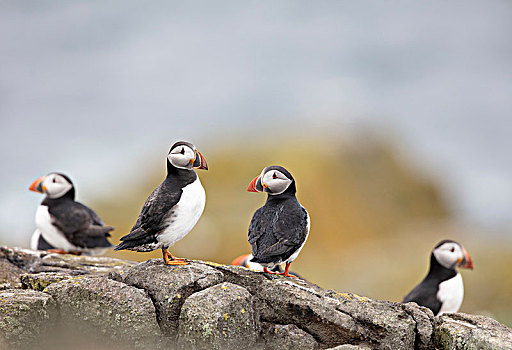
[247,166,310,278]
[115,141,208,265]
[28,173,114,255]
[403,239,474,315]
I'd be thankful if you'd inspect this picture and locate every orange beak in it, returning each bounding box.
[459,249,474,270]
[29,176,45,193]
[193,150,208,170]
[247,175,262,192]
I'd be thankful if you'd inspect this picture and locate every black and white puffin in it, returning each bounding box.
[114,141,208,265]
[246,166,310,278]
[403,239,474,315]
[28,172,114,255]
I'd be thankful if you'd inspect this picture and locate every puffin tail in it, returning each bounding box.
[114,227,152,251]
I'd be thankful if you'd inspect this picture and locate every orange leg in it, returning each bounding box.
[47,249,81,255]
[162,248,189,265]
[278,263,298,278]
[263,267,278,275]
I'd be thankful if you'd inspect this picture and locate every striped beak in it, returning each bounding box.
[29,176,46,194]
[193,150,208,170]
[247,175,263,192]
[458,249,474,270]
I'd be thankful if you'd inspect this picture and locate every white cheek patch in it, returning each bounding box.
[268,179,292,195]
[44,178,72,199]
[433,244,463,269]
[169,147,195,169]
[262,171,292,195]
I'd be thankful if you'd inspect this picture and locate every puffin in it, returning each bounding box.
[246,165,310,278]
[403,239,474,315]
[28,172,114,255]
[115,141,208,265]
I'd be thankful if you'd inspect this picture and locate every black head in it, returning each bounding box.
[29,172,75,200]
[167,141,208,173]
[247,165,296,196]
[431,239,473,270]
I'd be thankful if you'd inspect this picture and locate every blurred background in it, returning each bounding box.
[1,1,511,326]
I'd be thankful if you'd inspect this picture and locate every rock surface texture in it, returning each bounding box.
[0,246,510,350]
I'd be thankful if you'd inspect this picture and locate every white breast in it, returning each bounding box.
[157,178,206,248]
[286,208,310,263]
[35,205,79,251]
[30,229,41,250]
[436,273,464,315]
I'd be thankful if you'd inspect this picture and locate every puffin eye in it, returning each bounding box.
[272,172,277,179]
[52,178,56,183]
[450,247,455,253]
[180,148,185,155]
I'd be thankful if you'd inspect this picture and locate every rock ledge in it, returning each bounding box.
[0,247,510,350]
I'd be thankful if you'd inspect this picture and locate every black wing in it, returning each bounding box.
[49,202,114,249]
[248,201,308,264]
[115,181,183,250]
[402,278,442,315]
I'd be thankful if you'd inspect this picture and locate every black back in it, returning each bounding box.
[402,253,458,315]
[248,184,308,265]
[115,162,197,250]
[42,196,114,249]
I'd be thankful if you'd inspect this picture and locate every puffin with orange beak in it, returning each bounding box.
[246,166,309,278]
[28,172,114,255]
[403,239,474,315]
[115,141,208,265]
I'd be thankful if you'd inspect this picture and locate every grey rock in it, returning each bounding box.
[0,260,25,288]
[45,276,161,349]
[20,272,75,291]
[177,282,257,350]
[261,322,317,350]
[1,246,511,350]
[435,312,512,350]
[0,246,135,278]
[326,345,372,350]
[0,289,56,349]
[38,252,136,275]
[116,259,224,337]
[402,302,435,350]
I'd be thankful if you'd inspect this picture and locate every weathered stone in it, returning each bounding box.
[116,259,224,336]
[0,289,56,349]
[261,323,317,350]
[435,312,512,350]
[402,302,435,350]
[45,276,162,348]
[20,272,75,291]
[38,253,136,275]
[177,282,257,350]
[1,246,511,350]
[0,247,42,272]
[0,246,135,278]
[0,260,24,288]
[207,262,437,349]
[326,345,372,350]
